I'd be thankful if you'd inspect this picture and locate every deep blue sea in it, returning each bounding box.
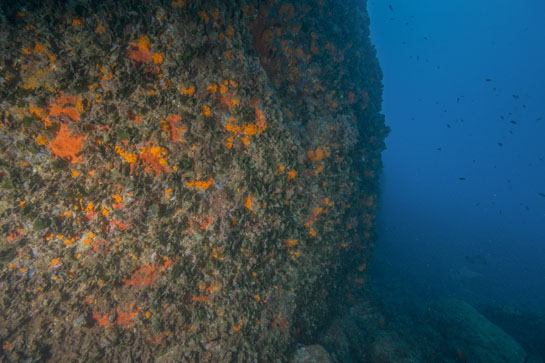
[368,0,545,360]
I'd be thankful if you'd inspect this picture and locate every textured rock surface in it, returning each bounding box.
[0,0,387,360]
[427,299,528,363]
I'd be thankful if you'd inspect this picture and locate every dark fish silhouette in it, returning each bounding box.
[510,120,517,124]
[459,177,466,180]
[447,124,451,128]
[538,193,545,198]
[498,143,503,147]
[512,94,520,99]
[388,4,393,10]
[485,78,493,82]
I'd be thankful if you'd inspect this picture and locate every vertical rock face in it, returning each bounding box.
[0,0,387,361]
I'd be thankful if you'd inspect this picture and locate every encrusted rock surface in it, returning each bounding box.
[0,0,387,360]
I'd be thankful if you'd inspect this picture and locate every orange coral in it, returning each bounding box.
[207,83,218,93]
[191,216,213,231]
[284,239,298,247]
[185,177,213,190]
[126,36,154,64]
[109,219,129,231]
[306,146,330,162]
[152,52,164,64]
[139,144,170,175]
[166,114,186,142]
[115,305,140,327]
[243,124,258,136]
[217,93,239,110]
[254,109,267,132]
[123,258,174,288]
[245,196,254,210]
[287,170,297,180]
[49,104,80,121]
[201,105,212,117]
[180,85,195,96]
[48,123,86,163]
[92,311,110,327]
[48,94,83,122]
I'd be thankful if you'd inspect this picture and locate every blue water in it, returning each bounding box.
[366,0,545,357]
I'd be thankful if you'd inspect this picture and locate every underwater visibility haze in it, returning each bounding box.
[369,0,545,361]
[0,0,544,361]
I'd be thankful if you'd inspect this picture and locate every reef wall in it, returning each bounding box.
[0,0,388,361]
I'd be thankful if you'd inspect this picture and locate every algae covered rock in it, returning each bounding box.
[427,299,528,363]
[0,0,387,360]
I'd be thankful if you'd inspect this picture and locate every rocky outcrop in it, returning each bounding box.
[291,344,332,363]
[0,0,387,360]
[427,299,528,363]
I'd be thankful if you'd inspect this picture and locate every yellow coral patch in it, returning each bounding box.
[180,85,195,96]
[201,105,211,117]
[152,52,164,64]
[245,196,254,211]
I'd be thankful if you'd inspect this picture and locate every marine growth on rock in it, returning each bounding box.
[0,0,388,361]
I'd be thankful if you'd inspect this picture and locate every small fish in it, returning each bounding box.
[388,4,393,11]
[510,120,517,124]
[447,124,451,128]
[485,78,493,82]
[498,142,503,147]
[538,193,545,198]
[459,177,466,180]
[436,147,442,151]
[512,94,520,99]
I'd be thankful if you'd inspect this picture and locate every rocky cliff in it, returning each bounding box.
[0,0,388,360]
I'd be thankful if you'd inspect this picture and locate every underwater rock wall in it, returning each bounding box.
[0,0,387,361]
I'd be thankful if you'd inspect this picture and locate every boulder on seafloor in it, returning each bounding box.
[290,344,332,363]
[318,298,423,362]
[427,299,528,363]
